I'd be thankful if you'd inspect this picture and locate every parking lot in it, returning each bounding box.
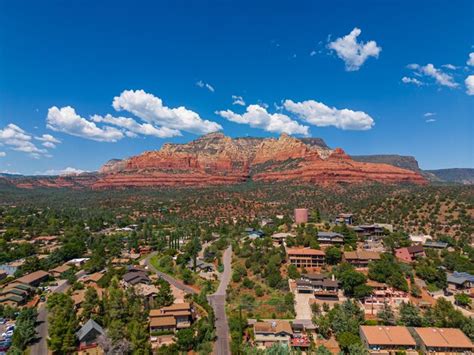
[0,319,15,352]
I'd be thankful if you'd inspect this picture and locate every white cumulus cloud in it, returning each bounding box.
[465,75,474,95]
[35,134,61,148]
[328,27,381,71]
[402,76,423,86]
[216,104,309,136]
[424,112,436,117]
[0,124,47,157]
[407,63,458,88]
[112,89,222,135]
[0,152,6,157]
[232,95,246,106]
[46,106,124,142]
[283,99,374,131]
[91,114,181,139]
[467,53,474,66]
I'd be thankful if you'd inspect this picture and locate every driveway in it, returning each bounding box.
[207,246,232,355]
[294,292,313,320]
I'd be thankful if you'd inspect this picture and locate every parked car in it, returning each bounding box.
[0,319,5,325]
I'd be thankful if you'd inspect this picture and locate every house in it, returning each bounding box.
[353,224,386,240]
[296,274,339,300]
[409,234,432,245]
[49,264,71,278]
[149,302,194,333]
[0,283,34,307]
[80,272,104,286]
[359,326,417,354]
[0,270,7,281]
[395,245,425,263]
[423,241,448,249]
[317,232,344,246]
[76,319,106,349]
[16,270,50,287]
[33,236,58,245]
[122,268,150,286]
[247,230,265,239]
[134,284,159,305]
[335,213,353,225]
[343,250,380,268]
[67,258,90,267]
[271,232,294,245]
[447,271,474,293]
[411,327,473,354]
[287,248,325,269]
[187,259,214,273]
[361,280,410,315]
[72,289,86,309]
[254,320,293,349]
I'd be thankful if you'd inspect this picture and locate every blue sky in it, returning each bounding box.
[0,0,473,174]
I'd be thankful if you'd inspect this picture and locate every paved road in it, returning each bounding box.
[144,253,197,295]
[29,279,71,355]
[207,246,232,355]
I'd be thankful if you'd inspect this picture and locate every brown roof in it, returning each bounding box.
[254,321,293,335]
[50,264,71,274]
[360,326,416,346]
[160,302,191,312]
[150,310,191,317]
[344,250,381,261]
[82,272,104,283]
[406,245,424,254]
[413,328,473,349]
[16,270,49,285]
[149,316,176,328]
[72,290,86,306]
[287,248,325,256]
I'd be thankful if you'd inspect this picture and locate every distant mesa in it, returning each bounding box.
[2,133,430,189]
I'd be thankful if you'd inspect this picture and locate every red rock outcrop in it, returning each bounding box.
[91,133,426,188]
[6,133,427,189]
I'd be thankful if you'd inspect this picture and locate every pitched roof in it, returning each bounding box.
[447,271,474,285]
[76,319,105,341]
[344,250,381,261]
[254,321,293,335]
[16,270,49,285]
[150,316,176,328]
[413,327,473,349]
[360,326,416,346]
[406,245,424,254]
[50,264,71,274]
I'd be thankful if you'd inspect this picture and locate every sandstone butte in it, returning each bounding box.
[5,133,427,189]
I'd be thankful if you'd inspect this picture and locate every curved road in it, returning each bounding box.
[207,246,232,355]
[144,253,197,295]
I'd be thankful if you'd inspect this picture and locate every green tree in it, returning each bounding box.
[399,302,423,327]
[47,293,78,354]
[11,308,37,350]
[325,246,342,265]
[81,287,100,322]
[455,293,472,308]
[155,279,174,308]
[378,303,396,325]
[287,264,300,279]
